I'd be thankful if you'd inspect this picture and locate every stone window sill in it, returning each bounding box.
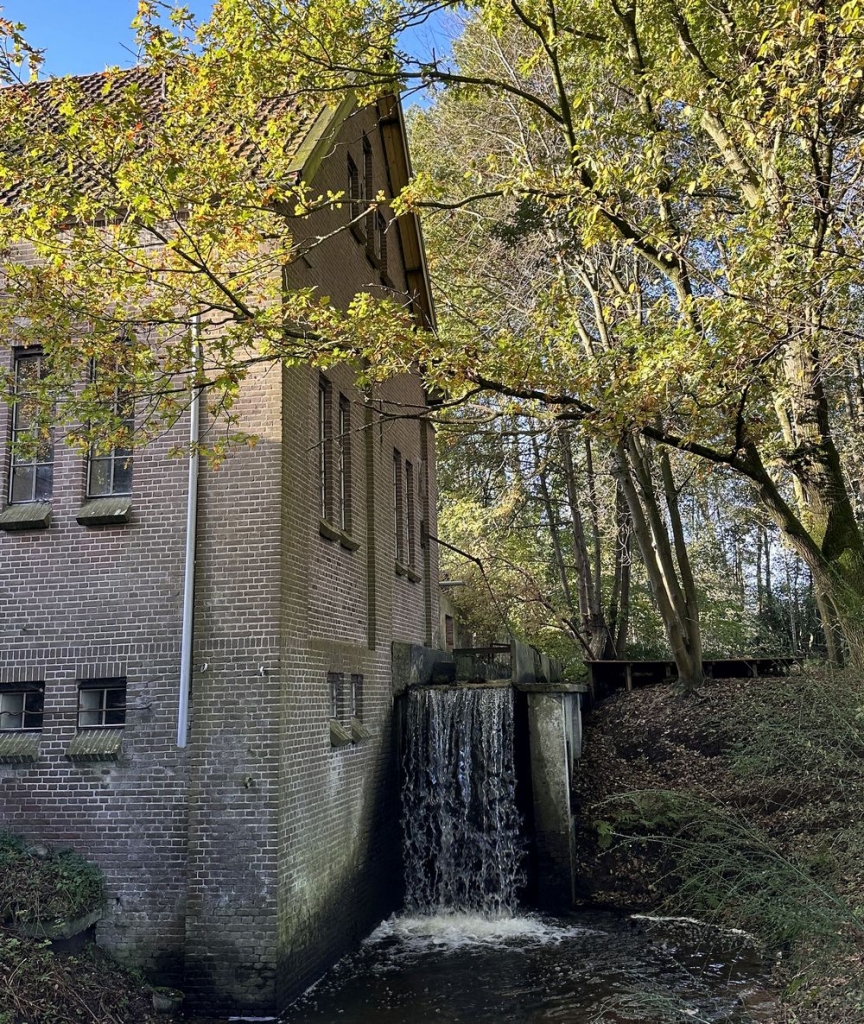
[76,496,132,526]
[0,502,51,531]
[319,519,360,552]
[331,718,371,748]
[0,732,41,763]
[395,560,421,583]
[330,719,352,748]
[350,717,371,743]
[66,729,123,762]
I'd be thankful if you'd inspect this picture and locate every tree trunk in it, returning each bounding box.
[530,431,579,641]
[606,480,630,659]
[560,429,609,658]
[657,442,703,674]
[738,438,864,669]
[813,587,844,668]
[614,483,632,658]
[613,438,703,692]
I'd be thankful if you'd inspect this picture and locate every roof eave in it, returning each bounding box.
[376,92,436,332]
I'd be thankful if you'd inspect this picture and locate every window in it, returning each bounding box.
[77,679,126,729]
[372,211,388,270]
[319,378,332,520]
[350,673,363,720]
[393,449,404,564]
[328,671,344,720]
[445,615,455,652]
[338,395,352,533]
[363,135,373,234]
[87,361,134,497]
[405,460,416,568]
[0,685,44,731]
[348,155,365,236]
[8,351,53,504]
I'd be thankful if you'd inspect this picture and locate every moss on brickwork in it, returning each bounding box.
[0,733,40,763]
[65,729,123,761]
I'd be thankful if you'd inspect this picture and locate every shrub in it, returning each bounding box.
[598,788,863,949]
[0,833,104,925]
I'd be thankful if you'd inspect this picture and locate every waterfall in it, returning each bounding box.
[401,686,525,916]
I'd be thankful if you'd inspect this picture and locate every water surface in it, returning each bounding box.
[279,910,771,1024]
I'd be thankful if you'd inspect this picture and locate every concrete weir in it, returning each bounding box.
[393,639,586,913]
[523,688,583,909]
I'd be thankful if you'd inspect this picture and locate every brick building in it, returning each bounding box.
[0,80,438,1013]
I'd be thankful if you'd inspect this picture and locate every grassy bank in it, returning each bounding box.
[573,668,864,1023]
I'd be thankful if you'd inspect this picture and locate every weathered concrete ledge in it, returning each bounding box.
[392,641,455,694]
[515,682,588,694]
[410,679,514,691]
[526,689,583,911]
[15,906,103,940]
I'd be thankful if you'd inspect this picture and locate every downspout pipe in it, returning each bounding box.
[177,315,201,748]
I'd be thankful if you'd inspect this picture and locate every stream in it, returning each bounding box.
[273,909,772,1024]
[218,685,774,1024]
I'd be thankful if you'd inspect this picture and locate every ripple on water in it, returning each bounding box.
[281,911,771,1024]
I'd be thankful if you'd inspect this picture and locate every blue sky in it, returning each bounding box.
[4,1,211,76]
[4,1,456,79]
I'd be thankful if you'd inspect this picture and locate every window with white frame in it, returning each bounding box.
[405,459,416,568]
[87,361,134,497]
[363,135,373,236]
[319,378,331,520]
[348,154,365,236]
[373,211,388,269]
[8,351,53,504]
[0,685,44,731]
[350,673,363,720]
[328,671,344,721]
[77,679,126,728]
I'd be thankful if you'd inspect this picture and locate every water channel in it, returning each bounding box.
[276,909,770,1024]
[238,686,771,1024]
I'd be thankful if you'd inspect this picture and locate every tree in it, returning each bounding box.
[408,56,714,686]
[266,0,864,666]
[5,1,864,668]
[436,405,635,661]
[0,4,418,462]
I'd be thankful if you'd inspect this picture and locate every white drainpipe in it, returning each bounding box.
[177,316,201,748]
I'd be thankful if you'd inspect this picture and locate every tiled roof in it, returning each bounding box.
[1,65,320,205]
[25,65,160,107]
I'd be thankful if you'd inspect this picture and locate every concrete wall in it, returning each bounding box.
[526,691,582,912]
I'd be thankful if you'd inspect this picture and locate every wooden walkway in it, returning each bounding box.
[585,657,801,692]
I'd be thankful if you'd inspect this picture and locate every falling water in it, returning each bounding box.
[280,684,773,1023]
[401,685,525,916]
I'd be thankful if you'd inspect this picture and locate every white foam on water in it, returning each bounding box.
[631,914,755,940]
[368,912,594,951]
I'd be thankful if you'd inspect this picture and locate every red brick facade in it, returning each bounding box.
[0,100,438,1013]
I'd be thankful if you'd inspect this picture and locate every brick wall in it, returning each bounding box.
[0,99,439,1014]
[0,391,191,982]
[270,107,438,1008]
